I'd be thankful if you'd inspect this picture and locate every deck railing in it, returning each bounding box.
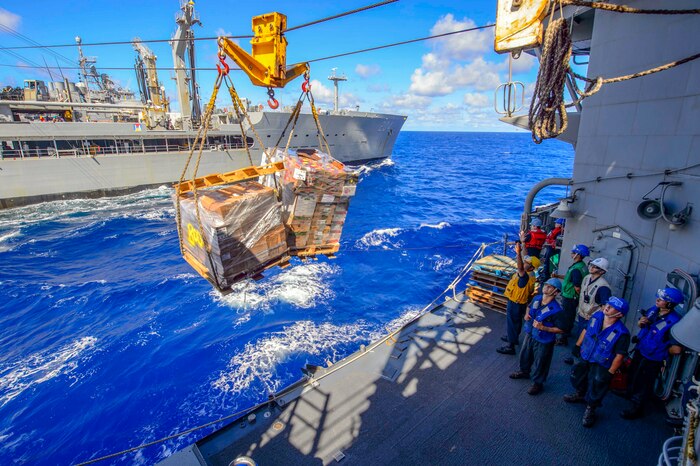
[0,141,253,159]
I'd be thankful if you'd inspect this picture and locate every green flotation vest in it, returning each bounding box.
[561,260,588,299]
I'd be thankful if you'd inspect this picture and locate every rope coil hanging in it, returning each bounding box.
[528,1,700,143]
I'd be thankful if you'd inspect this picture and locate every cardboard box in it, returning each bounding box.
[177,181,288,291]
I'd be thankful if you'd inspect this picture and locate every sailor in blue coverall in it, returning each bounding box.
[564,296,631,428]
[509,278,565,396]
[621,287,684,419]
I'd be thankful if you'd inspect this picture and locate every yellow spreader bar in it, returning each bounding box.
[175,161,286,194]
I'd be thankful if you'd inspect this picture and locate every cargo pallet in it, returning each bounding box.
[183,250,291,295]
[465,254,517,314]
[290,243,340,259]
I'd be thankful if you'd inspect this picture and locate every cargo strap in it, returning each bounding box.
[174,69,226,290]
[272,70,333,158]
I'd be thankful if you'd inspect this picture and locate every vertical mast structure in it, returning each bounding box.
[328,68,347,113]
[171,0,201,127]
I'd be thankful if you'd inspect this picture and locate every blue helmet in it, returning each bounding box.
[530,218,542,227]
[606,296,629,315]
[545,278,562,291]
[656,287,684,305]
[555,218,566,225]
[571,244,590,257]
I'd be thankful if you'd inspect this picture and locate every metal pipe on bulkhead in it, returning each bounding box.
[521,177,572,230]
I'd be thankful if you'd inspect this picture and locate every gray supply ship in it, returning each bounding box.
[150,1,700,465]
[0,1,405,209]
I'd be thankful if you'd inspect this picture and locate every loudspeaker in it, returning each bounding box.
[637,200,662,220]
[671,298,700,352]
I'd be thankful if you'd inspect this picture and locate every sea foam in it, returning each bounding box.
[0,337,98,407]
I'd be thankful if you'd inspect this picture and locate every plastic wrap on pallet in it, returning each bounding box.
[275,148,357,254]
[177,181,287,291]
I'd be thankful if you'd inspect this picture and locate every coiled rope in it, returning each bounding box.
[529,2,700,143]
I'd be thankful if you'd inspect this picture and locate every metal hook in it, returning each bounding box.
[216,53,230,77]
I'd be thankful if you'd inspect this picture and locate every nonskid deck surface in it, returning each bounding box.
[196,299,673,465]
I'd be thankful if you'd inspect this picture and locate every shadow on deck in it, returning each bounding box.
[190,298,674,465]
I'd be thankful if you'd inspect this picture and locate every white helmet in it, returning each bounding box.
[590,257,609,272]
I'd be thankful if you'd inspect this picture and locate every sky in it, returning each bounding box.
[0,1,540,131]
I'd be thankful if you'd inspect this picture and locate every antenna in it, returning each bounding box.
[327,68,347,113]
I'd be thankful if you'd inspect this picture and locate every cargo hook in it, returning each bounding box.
[267,87,279,109]
[216,52,230,77]
[302,70,311,93]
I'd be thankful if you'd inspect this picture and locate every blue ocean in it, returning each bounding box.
[0,132,573,465]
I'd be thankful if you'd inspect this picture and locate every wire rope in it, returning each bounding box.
[0,23,496,73]
[0,0,398,51]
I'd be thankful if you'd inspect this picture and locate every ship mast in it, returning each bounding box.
[75,36,94,103]
[171,0,202,127]
[328,68,347,113]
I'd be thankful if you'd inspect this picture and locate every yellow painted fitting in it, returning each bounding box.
[218,12,308,88]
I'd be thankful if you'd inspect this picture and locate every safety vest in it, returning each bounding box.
[525,229,547,251]
[580,311,630,369]
[577,274,611,320]
[524,295,563,344]
[503,272,536,304]
[561,260,588,300]
[636,307,682,361]
[544,226,562,248]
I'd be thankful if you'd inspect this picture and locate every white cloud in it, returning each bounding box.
[379,93,431,112]
[308,79,361,109]
[420,53,450,71]
[355,64,381,78]
[463,92,490,108]
[505,53,537,74]
[215,28,234,38]
[409,57,502,96]
[430,14,493,61]
[0,8,20,30]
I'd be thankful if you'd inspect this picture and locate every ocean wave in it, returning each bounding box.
[213,262,338,313]
[0,186,173,231]
[212,320,371,396]
[0,230,20,252]
[419,221,451,230]
[213,305,428,397]
[470,217,520,225]
[356,227,404,249]
[355,158,395,177]
[0,337,98,408]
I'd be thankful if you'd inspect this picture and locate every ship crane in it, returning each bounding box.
[132,38,170,128]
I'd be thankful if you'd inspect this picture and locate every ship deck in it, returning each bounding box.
[167,297,675,465]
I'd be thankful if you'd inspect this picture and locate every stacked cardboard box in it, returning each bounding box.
[177,181,288,291]
[280,149,356,255]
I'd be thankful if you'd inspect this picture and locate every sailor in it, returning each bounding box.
[509,278,564,395]
[552,244,589,346]
[564,296,631,428]
[564,257,612,365]
[620,287,684,419]
[541,218,564,280]
[523,218,546,257]
[497,240,539,355]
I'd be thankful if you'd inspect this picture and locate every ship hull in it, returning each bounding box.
[0,111,406,209]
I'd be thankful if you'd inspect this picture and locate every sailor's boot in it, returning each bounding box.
[582,406,597,428]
